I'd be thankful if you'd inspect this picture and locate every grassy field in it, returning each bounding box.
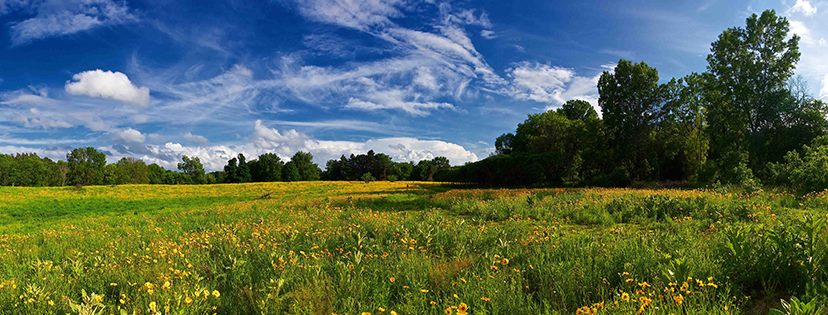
[0,182,827,314]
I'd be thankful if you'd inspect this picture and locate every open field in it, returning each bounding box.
[1,182,827,314]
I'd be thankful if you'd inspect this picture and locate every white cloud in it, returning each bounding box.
[507,62,605,110]
[66,70,150,106]
[284,1,505,115]
[0,88,57,106]
[789,20,814,44]
[294,0,403,31]
[103,120,479,171]
[820,74,828,101]
[9,0,136,46]
[12,108,73,129]
[183,132,209,144]
[480,30,496,39]
[788,0,817,16]
[114,128,145,143]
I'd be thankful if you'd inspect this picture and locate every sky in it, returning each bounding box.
[0,0,826,171]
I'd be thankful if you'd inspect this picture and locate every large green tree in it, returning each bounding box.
[250,153,284,182]
[67,147,106,186]
[705,10,813,181]
[598,60,663,180]
[178,155,207,184]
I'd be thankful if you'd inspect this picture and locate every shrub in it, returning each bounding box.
[768,136,828,194]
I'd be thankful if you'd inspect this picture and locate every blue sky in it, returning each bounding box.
[1,0,826,170]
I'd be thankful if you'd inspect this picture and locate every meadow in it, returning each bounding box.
[0,182,827,314]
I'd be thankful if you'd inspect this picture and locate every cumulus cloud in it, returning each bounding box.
[114,128,145,143]
[9,0,137,46]
[788,0,817,16]
[507,62,606,110]
[65,70,150,106]
[183,132,209,144]
[820,74,828,101]
[103,120,478,171]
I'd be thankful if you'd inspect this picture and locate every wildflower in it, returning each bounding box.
[490,265,498,271]
[444,306,452,314]
[420,289,429,294]
[149,301,158,312]
[621,292,630,302]
[458,303,468,312]
[500,258,509,265]
[184,296,193,305]
[638,282,651,289]
[162,281,171,290]
[390,311,398,315]
[389,277,395,283]
[673,294,684,305]
[361,312,371,315]
[212,290,221,298]
[480,297,491,302]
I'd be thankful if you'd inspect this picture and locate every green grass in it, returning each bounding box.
[0,182,826,314]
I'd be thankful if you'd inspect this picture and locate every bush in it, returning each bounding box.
[768,136,828,194]
[360,172,375,183]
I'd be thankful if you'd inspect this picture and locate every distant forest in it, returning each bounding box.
[2,10,827,193]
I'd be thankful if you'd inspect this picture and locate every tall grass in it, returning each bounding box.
[0,183,825,314]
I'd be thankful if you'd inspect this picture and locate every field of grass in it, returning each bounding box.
[1,182,827,314]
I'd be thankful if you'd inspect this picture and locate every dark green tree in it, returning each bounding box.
[289,151,321,181]
[178,155,207,184]
[598,60,663,181]
[67,147,106,186]
[706,10,808,182]
[250,153,284,182]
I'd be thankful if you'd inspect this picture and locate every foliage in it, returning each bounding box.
[66,147,106,186]
[177,155,207,184]
[768,136,828,194]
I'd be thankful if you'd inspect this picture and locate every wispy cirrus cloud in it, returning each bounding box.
[6,0,137,46]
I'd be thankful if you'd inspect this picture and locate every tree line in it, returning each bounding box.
[438,10,828,193]
[0,147,452,186]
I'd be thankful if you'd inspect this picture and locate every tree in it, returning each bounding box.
[250,153,284,182]
[178,155,207,184]
[109,157,150,184]
[494,133,515,155]
[282,161,301,182]
[223,154,251,183]
[598,60,664,180]
[289,151,320,181]
[67,147,106,186]
[148,164,167,184]
[706,10,808,181]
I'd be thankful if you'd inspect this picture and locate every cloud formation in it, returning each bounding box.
[8,0,136,46]
[114,128,145,143]
[507,62,608,110]
[65,70,150,106]
[100,120,478,171]
[787,0,817,16]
